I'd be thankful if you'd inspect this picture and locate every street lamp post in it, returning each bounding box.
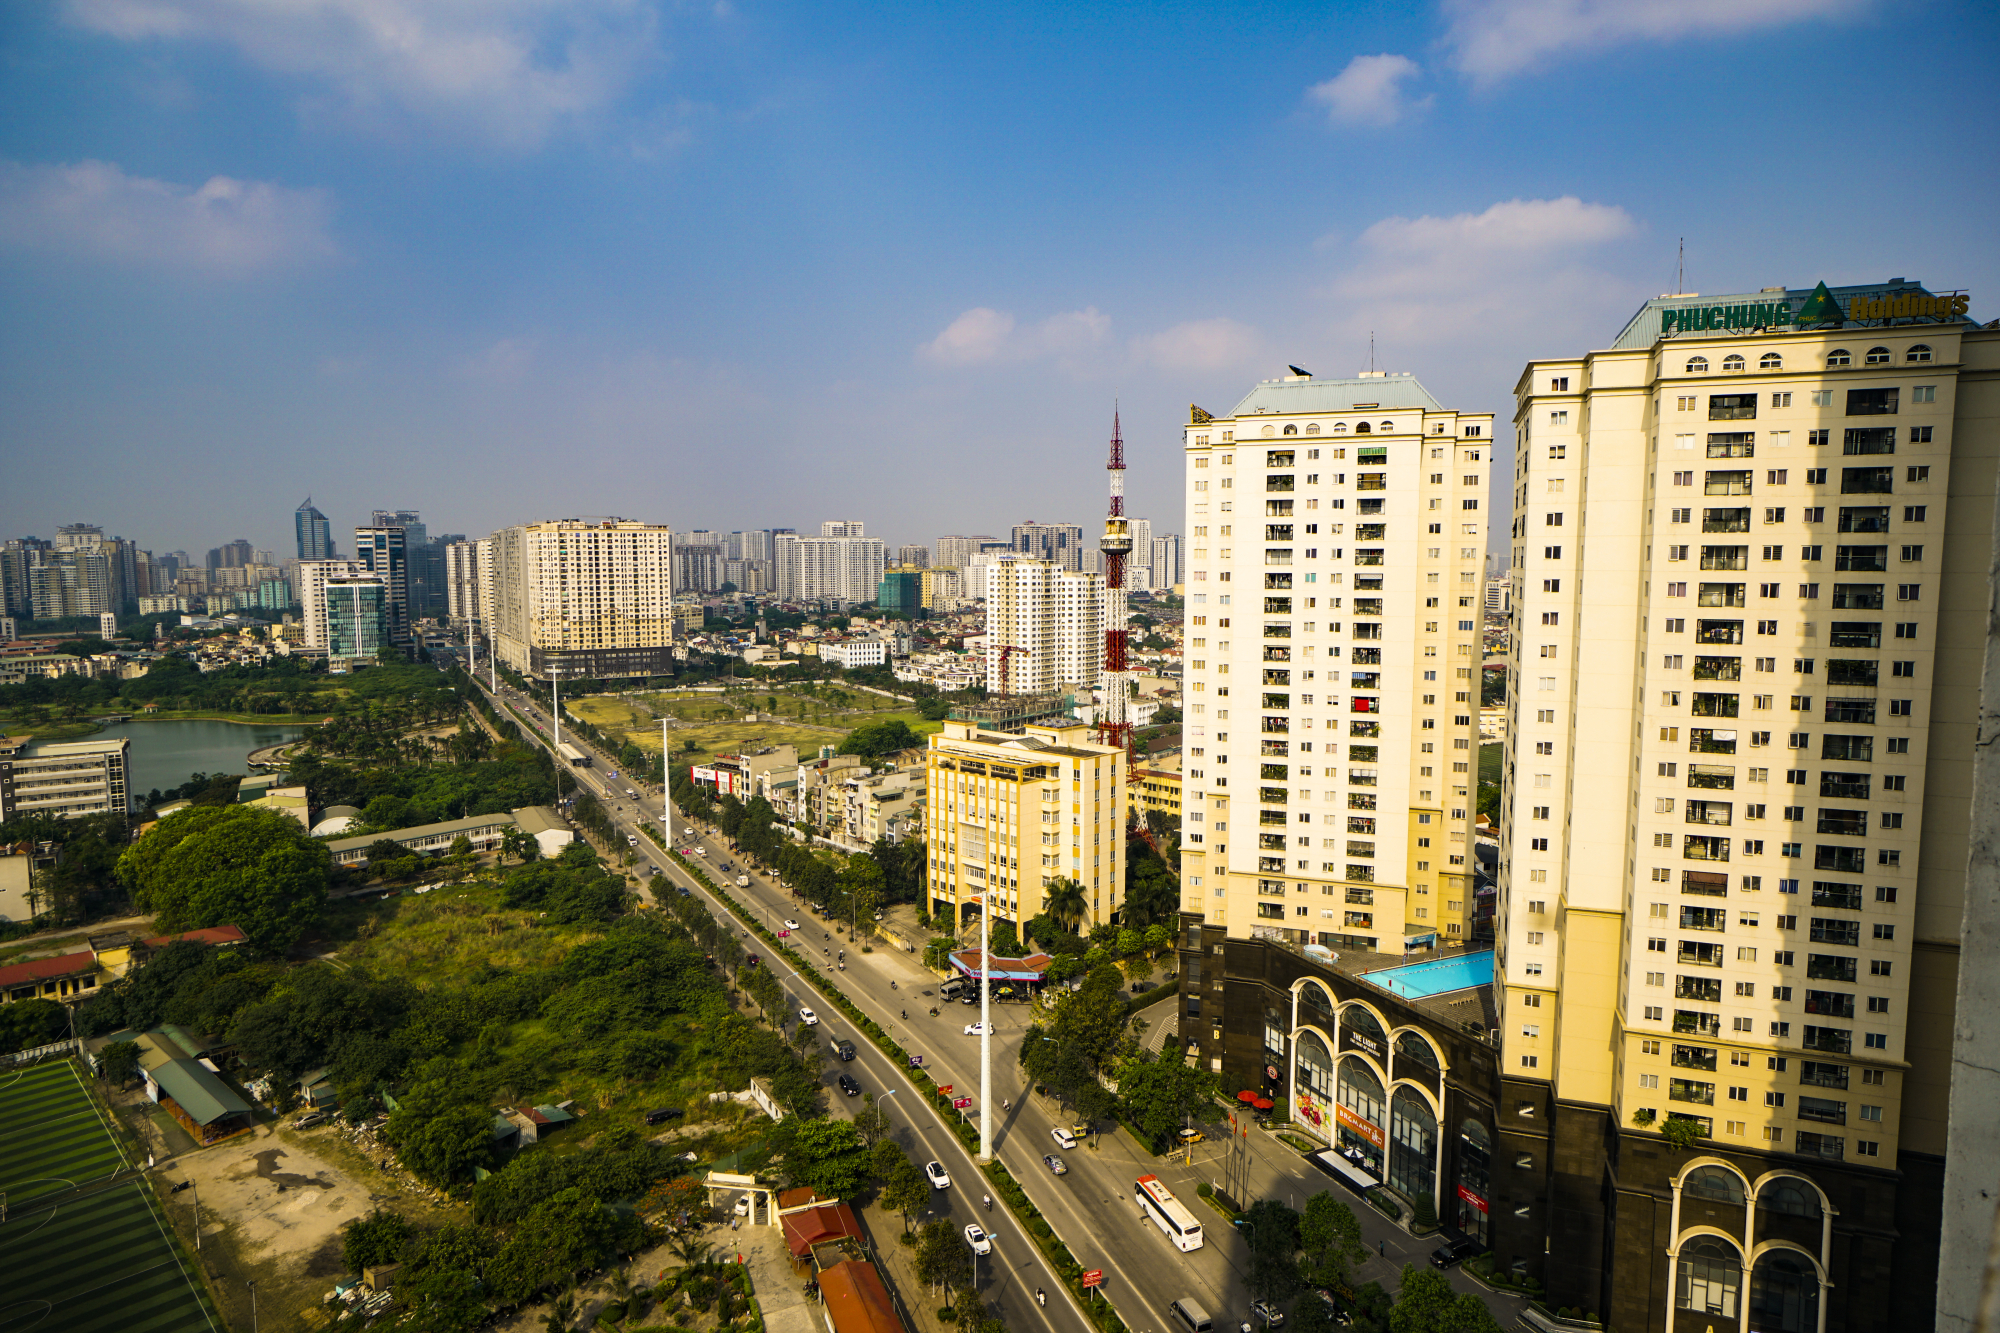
[978,892,992,1162]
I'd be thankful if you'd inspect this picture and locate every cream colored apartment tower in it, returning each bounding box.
[490,518,676,681]
[982,556,1104,696]
[1176,371,1493,953]
[925,717,1125,931]
[1499,283,1994,1320]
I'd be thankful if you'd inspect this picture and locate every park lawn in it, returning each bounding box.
[335,881,608,984]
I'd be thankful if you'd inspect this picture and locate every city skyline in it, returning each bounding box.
[5,2,1995,557]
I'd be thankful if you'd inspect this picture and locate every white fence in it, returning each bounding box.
[5,1037,80,1066]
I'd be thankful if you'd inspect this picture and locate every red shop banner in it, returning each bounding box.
[1334,1102,1385,1149]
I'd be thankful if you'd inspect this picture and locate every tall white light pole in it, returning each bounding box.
[550,662,567,803]
[979,891,993,1162]
[662,717,673,850]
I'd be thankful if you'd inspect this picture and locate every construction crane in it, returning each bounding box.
[1096,409,1134,760]
[995,644,1029,696]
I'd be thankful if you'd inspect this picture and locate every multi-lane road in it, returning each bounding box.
[477,676,1519,1332]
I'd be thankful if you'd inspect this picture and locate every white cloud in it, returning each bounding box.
[0,159,335,275]
[1133,318,1263,373]
[1307,54,1430,127]
[457,336,538,380]
[919,306,1110,367]
[1321,196,1640,376]
[1443,0,1870,84]
[64,0,658,147]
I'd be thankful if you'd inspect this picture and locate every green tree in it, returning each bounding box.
[1299,1190,1368,1288]
[117,804,331,950]
[785,1118,870,1198]
[98,1039,142,1085]
[387,1079,493,1187]
[913,1218,970,1298]
[343,1208,415,1271]
[1241,1198,1303,1305]
[923,935,959,972]
[836,719,920,759]
[878,1149,931,1232]
[853,1095,892,1149]
[1388,1265,1503,1333]
[1044,877,1087,933]
[1116,1048,1221,1152]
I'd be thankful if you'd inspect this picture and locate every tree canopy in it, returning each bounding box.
[117,804,331,950]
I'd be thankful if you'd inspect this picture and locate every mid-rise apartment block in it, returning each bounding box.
[1177,371,1493,952]
[296,560,366,650]
[982,556,1104,696]
[0,736,131,820]
[924,717,1125,930]
[445,538,494,634]
[1497,281,1992,1329]
[491,518,676,681]
[1011,521,1086,571]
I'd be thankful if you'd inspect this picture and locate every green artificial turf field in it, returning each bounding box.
[0,1061,219,1333]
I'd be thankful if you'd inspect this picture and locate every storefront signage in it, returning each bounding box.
[1457,1184,1489,1213]
[1265,1064,1281,1082]
[1342,1028,1382,1058]
[1848,291,1969,321]
[1335,1102,1385,1149]
[1665,282,1972,337]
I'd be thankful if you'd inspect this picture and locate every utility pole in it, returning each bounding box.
[550,662,568,804]
[979,891,992,1162]
[662,717,673,852]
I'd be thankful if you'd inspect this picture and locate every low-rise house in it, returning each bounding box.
[323,806,567,866]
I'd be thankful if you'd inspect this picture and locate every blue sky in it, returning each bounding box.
[3,0,1996,561]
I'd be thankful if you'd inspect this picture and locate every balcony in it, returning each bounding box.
[1258,856,1286,873]
[1797,1097,1848,1125]
[1266,572,1294,589]
[1685,802,1733,827]
[1828,623,1882,649]
[1700,548,1749,571]
[1262,693,1290,709]
[1346,887,1374,905]
[1689,729,1738,755]
[1678,939,1725,965]
[1676,976,1723,1002]
[1357,473,1387,491]
[1259,833,1287,850]
[1802,1026,1852,1055]
[1351,672,1381,688]
[1696,621,1744,645]
[1669,1077,1716,1105]
[1799,1061,1849,1089]
[1260,740,1289,757]
[1673,1044,1718,1070]
[1352,647,1382,665]
[1703,509,1752,533]
[1266,550,1294,566]
[1260,763,1289,780]
[1704,471,1754,496]
[1837,507,1890,534]
[1267,475,1295,492]
[1260,787,1289,804]
[1811,882,1863,910]
[1346,841,1376,858]
[1692,693,1740,718]
[1819,776,1870,801]
[1687,766,1735,790]
[1261,716,1290,733]
[1804,990,1854,1018]
[1257,879,1289,897]
[1825,699,1876,724]
[1354,551,1385,567]
[1356,524,1387,540]
[1698,584,1747,608]
[1831,584,1885,610]
[1263,646,1292,661]
[1264,623,1292,639]
[1834,548,1888,572]
[1349,720,1380,738]
[1673,1010,1722,1036]
[1348,817,1376,834]
[1263,669,1291,686]
[1826,660,1877,687]
[1681,906,1726,931]
[1840,467,1894,495]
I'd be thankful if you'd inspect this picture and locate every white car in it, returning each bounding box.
[733,1196,750,1217]
[925,1160,951,1190]
[784,920,801,931]
[1051,1127,1077,1150]
[964,1224,992,1255]
[963,1022,991,1037]
[799,1009,819,1026]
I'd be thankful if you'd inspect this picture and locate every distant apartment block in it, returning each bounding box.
[0,736,132,820]
[982,556,1103,696]
[491,518,676,681]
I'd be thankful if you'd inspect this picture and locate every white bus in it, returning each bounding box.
[1135,1174,1203,1252]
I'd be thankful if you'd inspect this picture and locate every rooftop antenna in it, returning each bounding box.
[1369,331,1376,373]
[1677,238,1685,295]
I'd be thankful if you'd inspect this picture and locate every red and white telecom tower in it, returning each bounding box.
[1097,409,1134,758]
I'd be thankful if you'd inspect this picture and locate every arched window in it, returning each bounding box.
[1759,353,1784,370]
[1866,346,1891,365]
[1827,349,1852,367]
[1394,1030,1442,1080]
[1388,1085,1438,1207]
[1342,1004,1387,1052]
[1757,1178,1822,1219]
[1356,422,1372,434]
[1908,344,1933,362]
[1335,1056,1386,1174]
[1676,1237,1741,1317]
[1750,1250,1820,1333]
[1262,424,1276,437]
[1686,356,1710,374]
[1379,421,1394,433]
[1304,423,1321,435]
[1296,1028,1335,1119]
[1722,355,1745,372]
[1333,423,1349,434]
[1298,979,1335,1020]
[1283,424,1298,435]
[1683,1166,1745,1205]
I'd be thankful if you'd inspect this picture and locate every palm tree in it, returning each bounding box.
[1045,877,1088,934]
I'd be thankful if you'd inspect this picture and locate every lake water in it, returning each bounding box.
[88,719,308,798]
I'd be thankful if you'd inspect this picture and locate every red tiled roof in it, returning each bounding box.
[817,1259,900,1333]
[776,1187,820,1210]
[0,950,98,990]
[141,925,248,949]
[783,1201,862,1258]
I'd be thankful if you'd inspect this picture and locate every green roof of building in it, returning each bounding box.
[1607,279,1977,350]
[151,1057,252,1126]
[1226,373,1443,419]
[512,806,566,836]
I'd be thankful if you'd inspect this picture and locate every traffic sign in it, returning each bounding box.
[1081,1270,1104,1289]
[951,1097,973,1110]
[909,1055,924,1067]
[937,1085,953,1096]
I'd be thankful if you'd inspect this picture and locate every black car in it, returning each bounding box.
[837,1074,861,1096]
[1430,1237,1480,1269]
[644,1107,684,1125]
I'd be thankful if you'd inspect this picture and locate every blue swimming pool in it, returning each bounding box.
[1363,950,1494,999]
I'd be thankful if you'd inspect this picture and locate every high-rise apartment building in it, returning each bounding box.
[923,717,1126,931]
[821,520,867,538]
[208,539,254,570]
[935,535,998,571]
[1151,532,1184,591]
[24,546,114,619]
[1497,281,1990,1328]
[296,560,365,649]
[354,526,411,648]
[1175,371,1492,952]
[674,543,724,594]
[897,544,931,569]
[323,575,389,668]
[490,518,676,680]
[296,498,333,560]
[1125,518,1154,587]
[982,556,1104,696]
[774,532,885,604]
[1011,521,1085,571]
[445,539,493,634]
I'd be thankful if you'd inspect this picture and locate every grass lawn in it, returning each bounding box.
[572,690,940,764]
